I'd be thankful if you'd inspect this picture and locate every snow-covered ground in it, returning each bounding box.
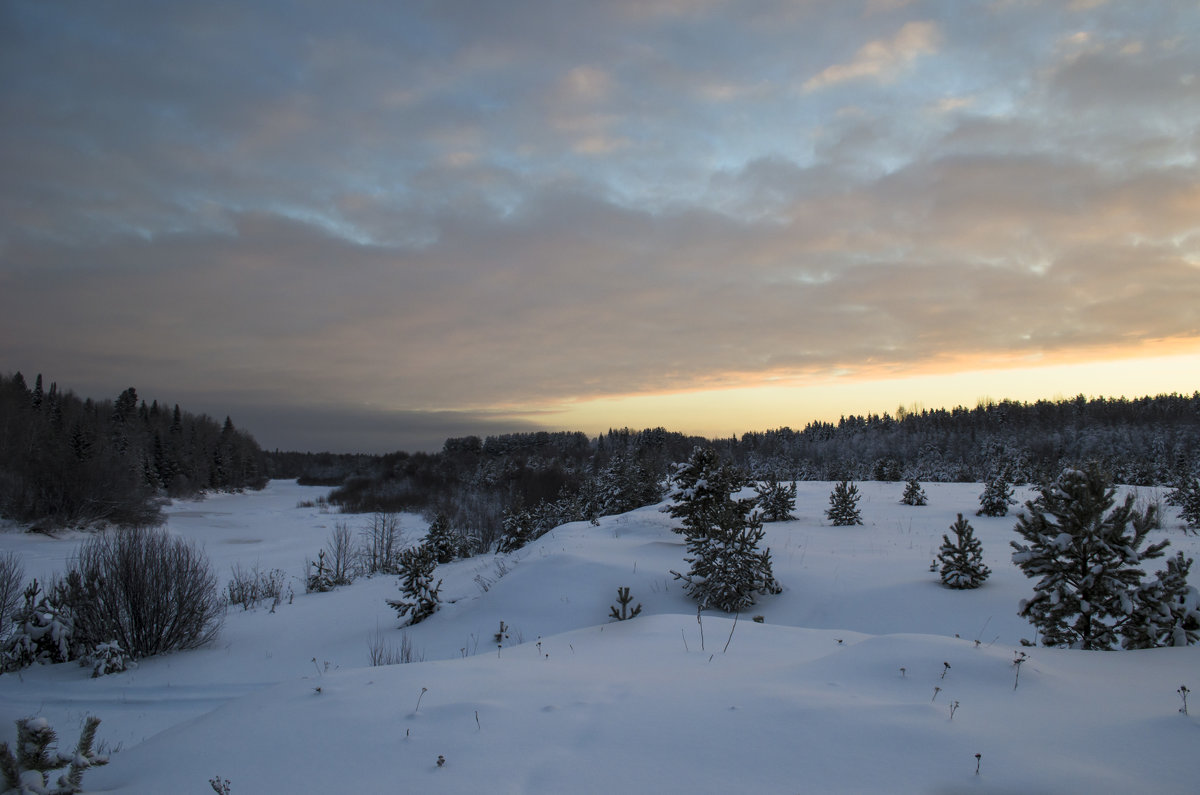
[2,480,1198,793]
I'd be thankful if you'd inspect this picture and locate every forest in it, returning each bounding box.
[272,392,1200,551]
[4,371,1198,539]
[0,372,267,528]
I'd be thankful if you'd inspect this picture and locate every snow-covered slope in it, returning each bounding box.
[2,480,1197,793]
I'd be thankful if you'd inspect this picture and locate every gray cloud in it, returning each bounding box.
[2,0,1198,450]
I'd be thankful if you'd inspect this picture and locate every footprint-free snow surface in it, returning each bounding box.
[2,480,1198,793]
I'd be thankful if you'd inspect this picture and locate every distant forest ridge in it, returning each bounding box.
[270,391,1200,550]
[4,371,1198,533]
[1,372,267,528]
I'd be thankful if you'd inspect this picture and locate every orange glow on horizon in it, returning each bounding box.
[522,342,1200,438]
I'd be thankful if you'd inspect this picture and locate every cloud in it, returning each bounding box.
[803,21,941,92]
[2,1,1198,449]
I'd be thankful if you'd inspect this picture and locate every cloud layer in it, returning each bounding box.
[2,0,1198,450]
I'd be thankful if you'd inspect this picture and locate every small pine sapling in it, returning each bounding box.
[900,478,927,506]
[0,715,108,795]
[609,586,643,621]
[937,514,991,589]
[1179,684,1190,715]
[305,549,335,593]
[754,477,797,522]
[975,753,982,776]
[1165,476,1200,532]
[386,545,442,626]
[825,481,863,526]
[977,474,1015,517]
[210,775,233,794]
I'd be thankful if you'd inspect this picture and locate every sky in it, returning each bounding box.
[2,0,1198,453]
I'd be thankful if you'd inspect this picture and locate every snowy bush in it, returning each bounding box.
[226,564,288,610]
[977,475,1014,517]
[67,527,223,658]
[900,479,927,506]
[85,640,132,678]
[937,514,990,589]
[1,580,81,671]
[825,481,863,526]
[755,477,796,522]
[1011,465,1196,650]
[359,512,403,574]
[0,715,107,795]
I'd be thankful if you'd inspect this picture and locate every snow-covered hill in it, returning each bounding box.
[2,480,1197,793]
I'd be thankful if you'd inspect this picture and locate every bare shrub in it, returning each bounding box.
[0,551,22,628]
[360,512,403,575]
[226,564,288,610]
[67,527,223,657]
[326,523,357,585]
[367,630,423,666]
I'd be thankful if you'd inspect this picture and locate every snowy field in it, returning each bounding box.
[2,480,1199,794]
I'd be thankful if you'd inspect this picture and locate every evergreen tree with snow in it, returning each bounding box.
[1121,552,1200,649]
[755,476,797,522]
[1165,475,1200,532]
[387,544,442,625]
[825,481,863,526]
[900,478,927,506]
[425,513,462,564]
[977,473,1015,517]
[1,580,81,671]
[668,448,780,612]
[1010,464,1181,650]
[666,447,747,537]
[937,514,990,589]
[305,550,335,593]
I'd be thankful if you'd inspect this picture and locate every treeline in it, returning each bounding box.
[270,393,1200,550]
[1,372,267,528]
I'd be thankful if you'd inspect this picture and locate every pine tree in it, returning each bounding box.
[387,544,442,625]
[755,476,797,522]
[305,550,335,593]
[825,481,863,526]
[1121,552,1200,649]
[0,715,107,795]
[1010,465,1175,650]
[667,449,780,612]
[900,478,927,506]
[977,474,1015,517]
[425,513,462,564]
[937,514,990,589]
[666,447,746,536]
[1165,475,1200,532]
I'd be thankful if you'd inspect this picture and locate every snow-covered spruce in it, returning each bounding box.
[1010,465,1196,650]
[386,544,442,626]
[977,474,1015,517]
[755,477,797,522]
[825,481,863,526]
[667,447,781,612]
[1165,475,1200,532]
[937,514,990,589]
[900,478,927,506]
[1,580,81,672]
[665,447,746,537]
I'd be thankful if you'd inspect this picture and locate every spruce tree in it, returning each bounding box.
[937,514,990,589]
[425,513,461,564]
[667,448,780,612]
[900,478,927,506]
[1121,552,1200,649]
[1010,465,1178,650]
[387,544,442,625]
[667,447,746,536]
[1165,475,1200,532]
[977,474,1015,517]
[825,481,863,526]
[755,476,797,522]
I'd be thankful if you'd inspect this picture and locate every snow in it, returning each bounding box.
[2,479,1199,793]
